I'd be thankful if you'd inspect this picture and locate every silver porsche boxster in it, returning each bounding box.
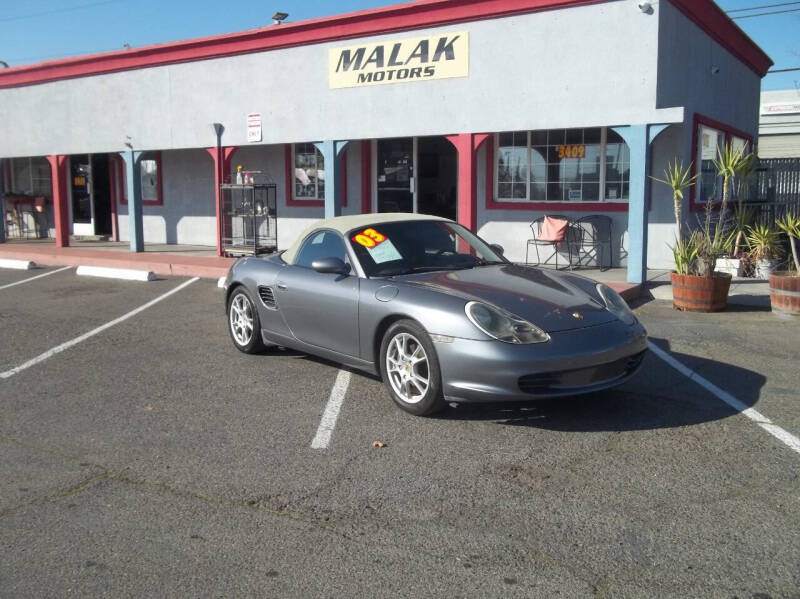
[223,213,647,415]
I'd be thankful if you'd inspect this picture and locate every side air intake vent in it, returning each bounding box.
[258,286,276,309]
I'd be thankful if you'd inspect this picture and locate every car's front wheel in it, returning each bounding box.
[379,320,444,416]
[227,287,265,354]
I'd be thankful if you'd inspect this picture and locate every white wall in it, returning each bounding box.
[647,124,684,269]
[656,1,760,137]
[0,1,681,158]
[118,149,216,245]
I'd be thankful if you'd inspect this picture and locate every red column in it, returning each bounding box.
[360,139,371,214]
[445,134,490,232]
[46,155,69,247]
[205,146,238,257]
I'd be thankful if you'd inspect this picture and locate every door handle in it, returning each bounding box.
[276,281,288,291]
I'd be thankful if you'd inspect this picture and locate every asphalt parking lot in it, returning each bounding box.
[1,266,798,598]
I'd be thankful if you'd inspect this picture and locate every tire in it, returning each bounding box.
[379,319,445,416]
[227,287,266,354]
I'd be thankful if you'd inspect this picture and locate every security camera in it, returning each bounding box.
[711,65,720,75]
[638,2,653,13]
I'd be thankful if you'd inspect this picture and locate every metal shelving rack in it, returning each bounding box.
[220,180,277,256]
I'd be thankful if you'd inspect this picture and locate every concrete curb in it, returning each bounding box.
[76,265,157,281]
[0,258,36,270]
[0,246,233,280]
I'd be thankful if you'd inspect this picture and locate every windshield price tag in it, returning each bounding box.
[352,228,387,248]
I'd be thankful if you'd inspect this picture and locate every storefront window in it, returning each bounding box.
[496,128,628,203]
[695,124,750,203]
[9,157,52,196]
[294,143,325,200]
[140,153,161,205]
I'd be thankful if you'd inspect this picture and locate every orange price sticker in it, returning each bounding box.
[351,227,387,248]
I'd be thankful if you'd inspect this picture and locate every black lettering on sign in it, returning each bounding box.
[423,66,435,77]
[387,43,404,67]
[363,46,385,69]
[433,35,460,61]
[336,48,366,72]
[409,67,423,78]
[373,71,386,82]
[357,73,373,83]
[405,40,429,64]
[397,68,409,79]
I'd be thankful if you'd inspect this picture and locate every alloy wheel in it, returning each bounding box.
[229,293,254,346]
[386,332,430,404]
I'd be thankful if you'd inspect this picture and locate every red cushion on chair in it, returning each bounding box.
[538,216,568,242]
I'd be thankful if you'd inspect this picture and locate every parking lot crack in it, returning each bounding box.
[0,471,110,519]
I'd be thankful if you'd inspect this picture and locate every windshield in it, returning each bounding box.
[348,220,506,277]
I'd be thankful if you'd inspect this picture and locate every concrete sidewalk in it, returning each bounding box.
[0,242,234,279]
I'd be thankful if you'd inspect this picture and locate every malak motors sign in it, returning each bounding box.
[329,32,469,89]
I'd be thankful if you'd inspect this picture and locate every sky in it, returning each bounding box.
[0,0,797,91]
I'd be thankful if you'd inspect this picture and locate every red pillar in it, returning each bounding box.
[445,133,490,232]
[360,139,371,214]
[205,146,238,257]
[46,155,69,247]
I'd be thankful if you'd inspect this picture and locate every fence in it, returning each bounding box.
[743,157,800,224]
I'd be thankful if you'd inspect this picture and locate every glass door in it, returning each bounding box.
[70,155,94,236]
[376,138,415,213]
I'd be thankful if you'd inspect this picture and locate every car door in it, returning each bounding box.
[276,229,360,357]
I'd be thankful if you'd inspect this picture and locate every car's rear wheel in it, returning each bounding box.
[227,287,265,354]
[379,320,444,416]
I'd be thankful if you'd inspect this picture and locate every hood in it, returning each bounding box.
[397,264,617,333]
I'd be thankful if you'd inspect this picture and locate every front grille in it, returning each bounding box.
[257,285,276,309]
[518,350,646,394]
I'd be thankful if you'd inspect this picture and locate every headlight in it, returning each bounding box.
[465,301,550,344]
[596,284,636,325]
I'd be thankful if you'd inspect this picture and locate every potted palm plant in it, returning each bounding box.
[745,222,783,279]
[655,143,752,311]
[770,213,800,317]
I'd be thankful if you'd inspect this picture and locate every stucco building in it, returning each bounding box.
[0,0,771,283]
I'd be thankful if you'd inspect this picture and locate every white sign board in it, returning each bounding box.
[247,113,262,142]
[761,102,800,115]
[329,32,469,89]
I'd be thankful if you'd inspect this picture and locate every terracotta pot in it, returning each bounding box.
[671,272,732,312]
[769,272,800,318]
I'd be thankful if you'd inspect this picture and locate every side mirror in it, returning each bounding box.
[490,243,505,256]
[311,257,351,275]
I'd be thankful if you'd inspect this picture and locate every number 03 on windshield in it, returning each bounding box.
[352,228,387,248]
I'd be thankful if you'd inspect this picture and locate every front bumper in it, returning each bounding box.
[435,320,648,403]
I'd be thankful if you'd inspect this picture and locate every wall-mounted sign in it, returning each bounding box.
[557,145,586,159]
[761,102,800,115]
[568,189,582,201]
[247,113,262,143]
[329,31,469,89]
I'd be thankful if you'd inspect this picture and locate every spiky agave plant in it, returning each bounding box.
[710,142,753,250]
[651,159,697,241]
[776,212,800,273]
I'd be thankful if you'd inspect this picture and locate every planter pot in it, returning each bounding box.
[716,257,743,277]
[768,272,800,318]
[755,259,782,280]
[671,272,732,312]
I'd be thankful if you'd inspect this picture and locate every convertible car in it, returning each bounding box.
[223,213,647,415]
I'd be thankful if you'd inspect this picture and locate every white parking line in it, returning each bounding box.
[311,369,351,449]
[0,266,72,291]
[0,277,199,380]
[648,341,800,455]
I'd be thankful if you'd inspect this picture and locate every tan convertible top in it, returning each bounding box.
[281,212,451,264]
